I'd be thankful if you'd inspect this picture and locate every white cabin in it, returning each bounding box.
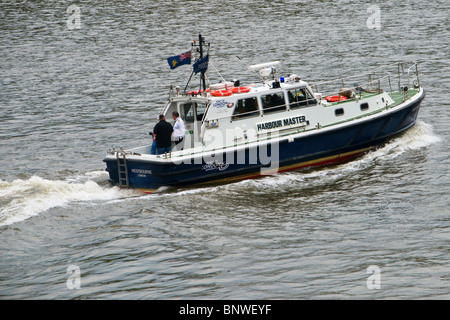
[161,69,395,154]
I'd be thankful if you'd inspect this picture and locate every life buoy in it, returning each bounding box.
[211,89,233,97]
[231,87,251,94]
[187,88,210,95]
[325,95,347,102]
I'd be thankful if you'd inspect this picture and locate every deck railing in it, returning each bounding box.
[309,62,420,101]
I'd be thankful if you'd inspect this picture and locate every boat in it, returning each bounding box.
[103,34,425,193]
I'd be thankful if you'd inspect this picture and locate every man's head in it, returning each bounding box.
[159,114,165,121]
[172,111,179,120]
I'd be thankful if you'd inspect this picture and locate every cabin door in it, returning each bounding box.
[179,102,207,149]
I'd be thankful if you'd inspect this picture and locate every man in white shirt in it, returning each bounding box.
[172,111,185,148]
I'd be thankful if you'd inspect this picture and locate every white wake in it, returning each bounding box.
[0,172,138,227]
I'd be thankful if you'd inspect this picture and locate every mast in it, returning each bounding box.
[199,34,205,92]
[185,34,209,94]
[192,34,209,92]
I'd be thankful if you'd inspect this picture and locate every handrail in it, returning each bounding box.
[407,62,420,87]
[367,61,417,75]
[313,74,392,96]
[310,62,417,87]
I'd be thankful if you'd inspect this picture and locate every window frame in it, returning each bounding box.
[360,102,369,111]
[261,91,287,114]
[287,87,317,110]
[335,108,344,116]
[180,102,195,123]
[232,96,260,120]
[196,102,208,121]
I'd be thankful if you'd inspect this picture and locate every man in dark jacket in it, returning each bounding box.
[152,114,173,154]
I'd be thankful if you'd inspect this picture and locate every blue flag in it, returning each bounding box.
[193,54,209,74]
[167,51,192,70]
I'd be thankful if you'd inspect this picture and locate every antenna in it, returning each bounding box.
[236,56,266,84]
[197,34,210,92]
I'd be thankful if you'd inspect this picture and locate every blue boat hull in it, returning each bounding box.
[104,91,424,192]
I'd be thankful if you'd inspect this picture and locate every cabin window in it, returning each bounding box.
[180,102,208,122]
[335,108,344,116]
[181,103,195,123]
[232,97,259,120]
[261,92,286,114]
[288,88,317,109]
[196,102,207,121]
[360,102,369,111]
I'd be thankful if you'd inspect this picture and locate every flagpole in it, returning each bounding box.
[184,69,195,94]
[199,34,206,92]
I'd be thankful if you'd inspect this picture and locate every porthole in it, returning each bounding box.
[335,108,344,116]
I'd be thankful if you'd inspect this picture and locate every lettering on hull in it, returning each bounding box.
[257,116,309,131]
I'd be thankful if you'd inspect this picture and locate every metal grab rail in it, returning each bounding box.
[407,63,420,88]
[310,62,419,96]
[311,74,393,100]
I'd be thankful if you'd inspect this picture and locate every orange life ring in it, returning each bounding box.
[211,89,233,97]
[231,87,251,94]
[325,95,347,102]
[187,88,210,95]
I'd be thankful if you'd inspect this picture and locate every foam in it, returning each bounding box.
[0,173,139,227]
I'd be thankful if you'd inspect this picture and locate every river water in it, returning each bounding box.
[0,0,448,299]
